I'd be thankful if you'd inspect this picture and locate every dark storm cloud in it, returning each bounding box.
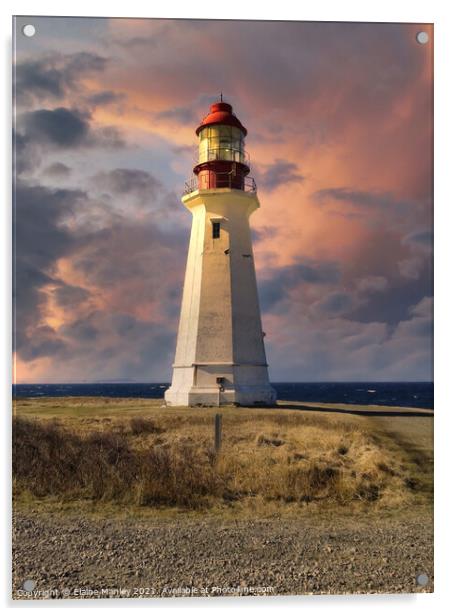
[259,260,340,312]
[73,218,186,289]
[17,107,125,166]
[43,162,72,178]
[23,107,90,147]
[401,315,432,338]
[402,229,433,250]
[13,175,187,370]
[100,314,177,382]
[17,325,68,362]
[59,316,99,342]
[355,276,388,294]
[85,90,125,107]
[347,262,432,327]
[52,308,177,382]
[314,187,420,216]
[314,292,354,316]
[14,52,108,105]
[131,325,176,379]
[91,168,163,202]
[53,284,90,308]
[254,159,304,192]
[160,190,184,214]
[19,107,123,149]
[13,130,39,175]
[15,60,64,99]
[13,181,85,359]
[64,52,107,75]
[14,181,83,271]
[14,50,126,174]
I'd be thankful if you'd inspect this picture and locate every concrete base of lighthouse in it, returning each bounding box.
[164,363,277,407]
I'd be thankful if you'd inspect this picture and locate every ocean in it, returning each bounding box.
[12,382,433,409]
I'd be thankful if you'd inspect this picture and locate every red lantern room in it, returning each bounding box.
[189,98,256,193]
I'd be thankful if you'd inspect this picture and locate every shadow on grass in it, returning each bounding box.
[273,403,433,418]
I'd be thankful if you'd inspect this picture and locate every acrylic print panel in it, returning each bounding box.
[12,16,433,599]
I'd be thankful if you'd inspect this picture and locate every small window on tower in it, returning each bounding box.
[212,221,221,239]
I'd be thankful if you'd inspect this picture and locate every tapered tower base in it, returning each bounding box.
[164,363,277,407]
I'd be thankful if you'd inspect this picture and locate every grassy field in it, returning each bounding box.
[12,397,433,518]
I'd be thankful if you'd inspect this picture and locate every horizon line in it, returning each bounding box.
[13,380,434,385]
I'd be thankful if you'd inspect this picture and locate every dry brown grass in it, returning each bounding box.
[12,397,433,513]
[13,417,222,508]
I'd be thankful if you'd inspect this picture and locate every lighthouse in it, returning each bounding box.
[165,99,276,406]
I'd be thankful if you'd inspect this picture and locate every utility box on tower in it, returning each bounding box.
[164,99,277,407]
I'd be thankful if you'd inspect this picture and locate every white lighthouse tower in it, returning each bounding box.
[165,99,276,406]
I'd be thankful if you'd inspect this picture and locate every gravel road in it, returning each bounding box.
[12,511,433,599]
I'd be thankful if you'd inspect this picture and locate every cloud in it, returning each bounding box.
[29,308,178,382]
[251,226,278,243]
[171,144,194,155]
[17,325,68,362]
[156,106,198,124]
[259,260,340,311]
[409,295,433,318]
[13,174,187,375]
[391,296,433,341]
[72,218,185,294]
[15,60,65,100]
[13,181,84,359]
[85,90,126,107]
[14,52,109,105]
[347,264,432,328]
[254,159,304,192]
[21,107,124,150]
[13,130,39,175]
[23,107,90,147]
[402,229,433,252]
[398,256,424,280]
[264,295,433,382]
[356,276,388,293]
[59,315,99,342]
[90,168,163,202]
[43,162,72,178]
[312,291,354,316]
[314,187,420,217]
[53,283,90,307]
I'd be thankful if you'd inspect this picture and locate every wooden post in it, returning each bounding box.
[214,413,222,453]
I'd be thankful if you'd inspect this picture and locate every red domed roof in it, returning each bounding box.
[195,101,248,136]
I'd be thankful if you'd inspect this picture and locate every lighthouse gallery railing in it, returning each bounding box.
[184,173,257,195]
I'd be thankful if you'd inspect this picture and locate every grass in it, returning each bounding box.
[12,397,433,516]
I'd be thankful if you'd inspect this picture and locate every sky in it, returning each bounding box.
[13,17,433,383]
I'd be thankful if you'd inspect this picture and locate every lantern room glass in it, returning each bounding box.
[198,125,246,165]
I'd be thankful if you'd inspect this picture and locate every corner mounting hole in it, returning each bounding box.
[416,573,428,586]
[416,31,429,45]
[22,24,36,37]
[23,579,36,591]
